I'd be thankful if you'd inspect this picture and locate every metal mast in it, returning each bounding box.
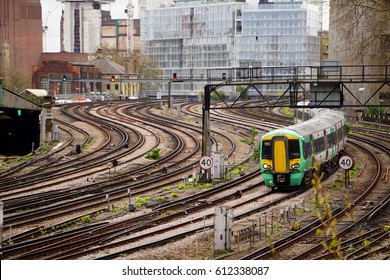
[127,0,135,55]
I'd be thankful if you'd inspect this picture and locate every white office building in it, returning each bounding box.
[58,0,114,53]
[141,0,323,94]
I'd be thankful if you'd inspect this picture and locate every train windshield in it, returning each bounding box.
[262,141,272,159]
[288,140,300,159]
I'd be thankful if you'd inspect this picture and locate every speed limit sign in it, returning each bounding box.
[199,156,213,170]
[339,155,354,170]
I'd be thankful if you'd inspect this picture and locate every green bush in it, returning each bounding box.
[145,148,161,159]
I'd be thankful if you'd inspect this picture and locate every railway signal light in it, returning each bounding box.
[171,73,184,82]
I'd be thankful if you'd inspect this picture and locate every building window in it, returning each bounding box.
[40,78,50,92]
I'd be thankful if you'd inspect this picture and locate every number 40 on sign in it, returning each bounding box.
[199,156,213,170]
[339,155,354,170]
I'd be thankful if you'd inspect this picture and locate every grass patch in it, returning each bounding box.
[196,183,213,189]
[111,207,123,212]
[232,163,248,176]
[280,107,294,117]
[327,182,342,190]
[135,196,150,208]
[80,215,91,223]
[178,184,191,190]
[170,192,179,198]
[83,142,92,150]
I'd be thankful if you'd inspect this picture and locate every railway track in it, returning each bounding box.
[1,104,202,226]
[1,100,389,261]
[0,100,246,255]
[0,99,272,260]
[241,135,390,260]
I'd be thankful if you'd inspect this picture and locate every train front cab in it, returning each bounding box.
[260,132,304,190]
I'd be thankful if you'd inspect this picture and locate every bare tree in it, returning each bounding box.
[135,55,162,90]
[89,46,162,90]
[330,0,390,64]
[0,67,29,94]
[90,45,126,66]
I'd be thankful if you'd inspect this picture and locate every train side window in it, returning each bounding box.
[336,128,339,141]
[336,127,343,142]
[313,139,319,153]
[303,141,312,159]
[288,140,300,159]
[313,137,325,153]
[341,125,346,138]
[262,141,272,159]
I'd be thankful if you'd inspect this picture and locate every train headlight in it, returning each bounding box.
[291,163,300,169]
[263,163,272,169]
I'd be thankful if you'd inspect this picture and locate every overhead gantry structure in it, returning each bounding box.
[200,64,390,182]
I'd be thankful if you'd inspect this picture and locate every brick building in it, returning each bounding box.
[0,0,42,86]
[32,51,139,98]
[32,52,102,97]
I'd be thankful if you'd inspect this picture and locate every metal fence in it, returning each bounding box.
[362,113,390,125]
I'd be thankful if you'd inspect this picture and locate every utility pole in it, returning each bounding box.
[201,85,212,183]
[168,81,171,108]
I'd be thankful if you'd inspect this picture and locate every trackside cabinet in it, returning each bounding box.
[214,206,233,251]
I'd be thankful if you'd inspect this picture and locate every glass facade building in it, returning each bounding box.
[141,1,241,79]
[239,2,320,67]
[141,0,322,94]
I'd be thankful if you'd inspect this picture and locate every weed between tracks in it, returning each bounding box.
[134,182,214,209]
[312,162,344,259]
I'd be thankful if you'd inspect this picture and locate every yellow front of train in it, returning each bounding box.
[260,129,304,189]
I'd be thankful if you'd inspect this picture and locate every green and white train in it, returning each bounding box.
[260,109,347,190]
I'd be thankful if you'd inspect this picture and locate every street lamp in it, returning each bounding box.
[355,87,365,122]
[358,87,365,106]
